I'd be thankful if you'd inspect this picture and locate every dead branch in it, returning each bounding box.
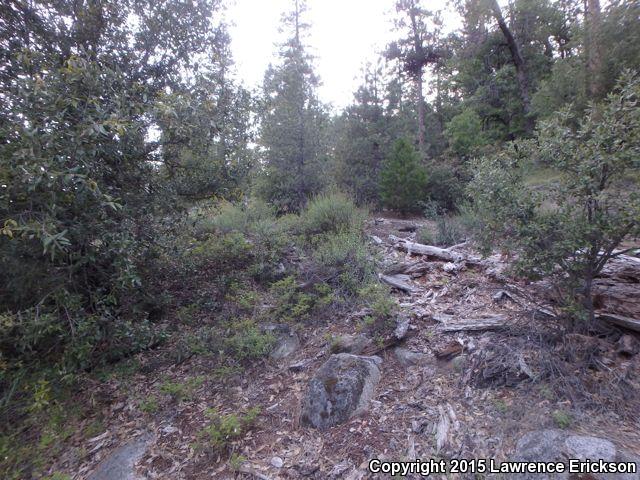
[379,273,417,293]
[433,313,508,332]
[389,235,465,262]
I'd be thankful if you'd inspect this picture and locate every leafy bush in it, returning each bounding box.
[222,320,275,361]
[444,108,487,156]
[187,232,254,272]
[468,72,640,323]
[268,276,333,323]
[356,283,396,335]
[198,407,260,455]
[424,166,465,213]
[417,214,470,247]
[313,232,374,295]
[203,200,276,236]
[299,192,366,237]
[380,139,428,214]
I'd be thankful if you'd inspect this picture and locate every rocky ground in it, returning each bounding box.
[54,215,640,480]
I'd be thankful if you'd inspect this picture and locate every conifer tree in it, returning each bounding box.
[379,138,428,214]
[257,0,328,212]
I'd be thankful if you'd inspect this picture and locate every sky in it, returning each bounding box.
[226,0,456,110]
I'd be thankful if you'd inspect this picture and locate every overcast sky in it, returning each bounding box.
[226,0,456,110]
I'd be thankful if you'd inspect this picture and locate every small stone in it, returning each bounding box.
[451,354,468,372]
[394,347,429,366]
[617,334,639,356]
[329,334,372,355]
[270,456,284,468]
[262,324,300,359]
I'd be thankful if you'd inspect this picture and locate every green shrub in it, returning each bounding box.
[205,200,276,236]
[159,376,205,402]
[139,396,159,414]
[418,207,476,247]
[198,407,260,455]
[300,192,366,237]
[187,232,253,272]
[313,232,374,295]
[268,276,333,323]
[222,320,275,361]
[357,283,396,334]
[444,108,488,156]
[468,72,640,323]
[424,166,465,213]
[552,409,572,428]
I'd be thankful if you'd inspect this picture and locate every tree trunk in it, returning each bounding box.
[488,0,533,132]
[584,0,604,99]
[415,73,426,157]
[408,6,427,156]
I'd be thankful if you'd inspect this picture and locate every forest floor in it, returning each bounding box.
[50,214,640,480]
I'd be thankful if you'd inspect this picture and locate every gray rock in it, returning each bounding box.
[512,429,639,480]
[451,354,468,372]
[263,324,300,359]
[88,433,153,480]
[300,353,381,429]
[270,456,284,468]
[330,334,372,355]
[394,347,429,366]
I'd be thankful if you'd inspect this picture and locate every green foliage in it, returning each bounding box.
[187,232,254,272]
[332,63,390,206]
[0,0,243,387]
[300,192,366,237]
[268,277,333,324]
[257,1,328,212]
[198,407,260,455]
[313,232,374,295]
[380,139,428,214]
[468,72,640,322]
[424,166,465,213]
[138,396,160,414]
[445,109,487,156]
[160,376,205,402]
[552,409,573,429]
[222,320,275,361]
[357,283,396,335]
[417,214,470,248]
[205,200,276,236]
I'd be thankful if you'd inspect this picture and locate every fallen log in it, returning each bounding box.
[592,254,640,319]
[379,273,417,293]
[383,261,420,275]
[433,313,508,332]
[389,235,464,262]
[596,313,640,333]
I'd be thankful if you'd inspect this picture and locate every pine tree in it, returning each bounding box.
[257,0,328,212]
[379,138,428,215]
[332,63,388,206]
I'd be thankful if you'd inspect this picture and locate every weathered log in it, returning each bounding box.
[592,254,640,319]
[389,235,464,262]
[596,313,640,333]
[404,261,433,276]
[433,313,508,332]
[383,261,420,275]
[379,273,417,293]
